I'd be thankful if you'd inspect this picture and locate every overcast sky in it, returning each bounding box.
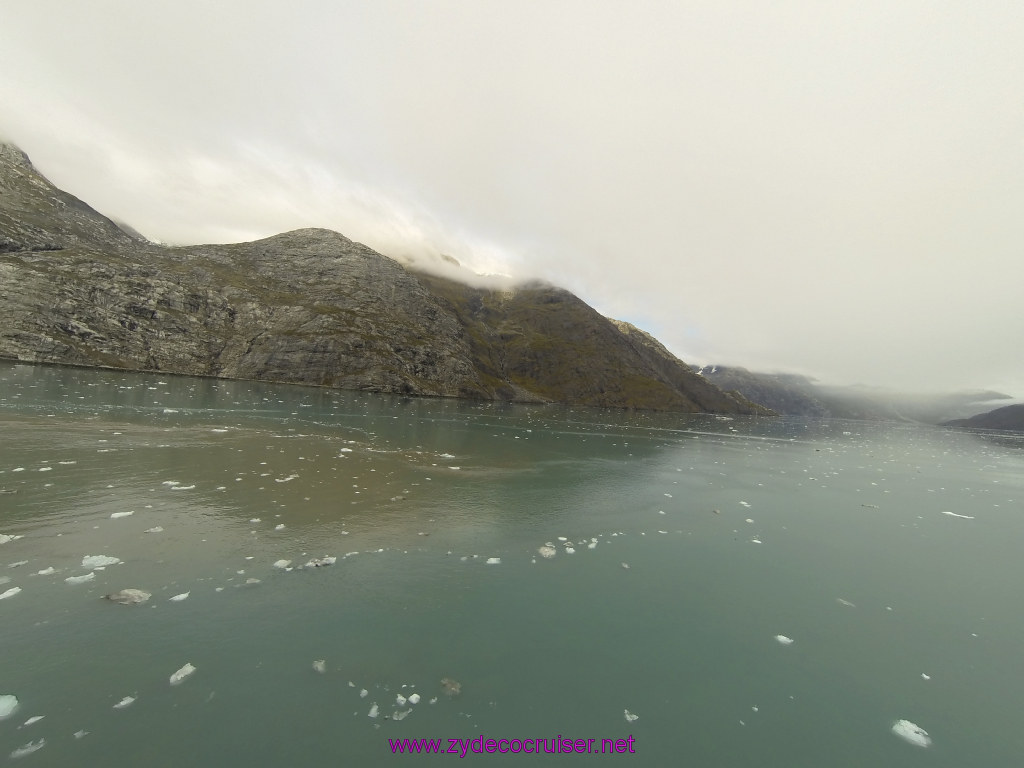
[2,1,1022,395]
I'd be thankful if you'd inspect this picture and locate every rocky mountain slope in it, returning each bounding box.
[0,143,766,413]
[942,403,1024,432]
[693,363,1010,423]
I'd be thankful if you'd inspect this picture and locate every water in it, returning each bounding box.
[1,360,1022,765]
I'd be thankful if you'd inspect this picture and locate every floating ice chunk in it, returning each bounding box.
[739,501,751,507]
[170,485,195,490]
[162,481,179,486]
[163,409,179,414]
[249,518,261,523]
[169,663,196,685]
[305,556,336,567]
[429,697,438,704]
[392,708,411,721]
[565,547,576,554]
[36,567,55,576]
[169,592,190,602]
[891,719,931,747]
[621,562,630,569]
[0,534,24,544]
[211,428,228,433]
[313,660,327,674]
[144,526,164,533]
[921,673,931,680]
[745,518,754,524]
[73,730,88,739]
[65,573,95,585]
[0,695,18,719]
[10,739,45,759]
[538,545,557,559]
[274,524,286,531]
[751,538,762,544]
[486,557,501,565]
[836,598,856,607]
[275,475,298,483]
[110,511,134,519]
[359,689,368,698]
[8,561,28,568]
[408,693,420,705]
[624,709,639,722]
[104,589,151,604]
[368,703,379,718]
[113,696,136,709]
[273,560,291,569]
[0,587,21,600]
[774,635,794,645]
[395,694,407,706]
[38,467,51,472]
[557,536,568,541]
[439,453,455,459]
[940,511,974,520]
[82,555,121,568]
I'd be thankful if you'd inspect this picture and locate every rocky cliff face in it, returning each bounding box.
[0,143,768,413]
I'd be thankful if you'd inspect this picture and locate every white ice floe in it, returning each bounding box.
[273,560,292,569]
[10,739,45,759]
[621,562,630,569]
[774,635,794,645]
[82,555,121,568]
[0,534,24,545]
[0,587,21,600]
[538,545,557,559]
[921,673,931,680]
[393,709,412,720]
[144,527,164,533]
[565,547,576,554]
[408,693,420,705]
[35,567,55,576]
[395,694,407,706]
[312,660,327,674]
[168,592,190,602]
[8,561,28,568]
[486,557,501,565]
[836,598,856,607]
[249,518,261,523]
[170,485,195,491]
[169,663,196,685]
[368,703,379,718]
[73,730,89,739]
[65,573,95,585]
[274,524,286,531]
[359,689,368,698]
[751,538,763,544]
[0,695,18,719]
[113,696,136,709]
[739,501,751,507]
[940,511,974,520]
[305,556,336,567]
[105,589,151,604]
[588,541,597,549]
[275,475,298,483]
[891,719,931,747]
[110,511,134,519]
[624,709,639,722]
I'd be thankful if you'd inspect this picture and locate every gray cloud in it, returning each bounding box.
[2,0,1022,394]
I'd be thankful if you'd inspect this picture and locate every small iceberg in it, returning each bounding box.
[407,693,420,705]
[113,696,136,709]
[312,660,326,674]
[144,527,164,533]
[36,567,55,576]
[486,557,501,565]
[65,573,95,585]
[891,719,931,747]
[0,534,24,545]
[305,556,336,567]
[82,555,121,568]
[0,694,18,719]
[774,635,794,645]
[110,511,134,519]
[168,592,190,602]
[0,586,21,600]
[169,663,196,686]
[392,708,412,720]
[537,545,557,559]
[104,589,151,604]
[10,739,45,759]
[273,560,292,569]
[368,703,379,718]
[624,709,639,722]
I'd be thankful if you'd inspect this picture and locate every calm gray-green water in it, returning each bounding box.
[1,361,1022,766]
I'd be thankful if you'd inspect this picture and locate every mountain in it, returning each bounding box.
[942,403,1024,432]
[0,143,767,414]
[692,364,1010,423]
